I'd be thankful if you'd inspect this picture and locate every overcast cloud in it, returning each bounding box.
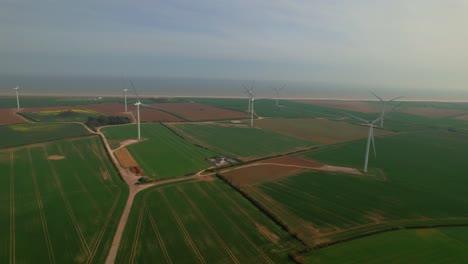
[1,0,467,90]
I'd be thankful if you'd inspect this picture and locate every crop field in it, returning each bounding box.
[79,102,131,117]
[304,227,468,263]
[0,136,128,263]
[0,109,28,125]
[0,123,91,149]
[129,105,183,122]
[102,123,216,179]
[171,123,316,159]
[152,102,249,121]
[254,118,391,144]
[116,178,301,263]
[293,100,380,113]
[20,108,101,122]
[218,130,468,248]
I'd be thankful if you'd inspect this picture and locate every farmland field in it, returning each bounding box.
[152,102,249,121]
[171,123,316,159]
[102,123,216,179]
[0,109,28,125]
[0,123,91,149]
[116,178,301,263]
[293,100,380,113]
[254,118,391,144]
[0,136,128,263]
[218,130,468,247]
[304,227,468,263]
[0,96,121,109]
[19,108,101,122]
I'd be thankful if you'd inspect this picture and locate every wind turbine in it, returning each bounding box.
[123,88,128,113]
[369,91,403,128]
[13,86,20,111]
[273,85,285,107]
[129,81,142,140]
[346,113,382,173]
[250,91,255,127]
[242,83,254,113]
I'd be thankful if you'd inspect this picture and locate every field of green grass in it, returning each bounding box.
[102,123,216,179]
[218,130,468,248]
[20,109,101,122]
[0,123,91,149]
[0,96,120,109]
[116,178,301,263]
[304,227,468,263]
[172,123,316,159]
[0,136,128,263]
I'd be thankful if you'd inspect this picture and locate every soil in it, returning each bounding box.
[129,105,182,122]
[114,148,138,168]
[152,102,249,121]
[255,223,279,244]
[47,155,65,160]
[294,100,379,113]
[0,109,28,124]
[79,102,130,116]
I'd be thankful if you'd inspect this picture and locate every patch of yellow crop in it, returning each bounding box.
[10,123,52,131]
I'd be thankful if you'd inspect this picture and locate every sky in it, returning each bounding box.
[1,0,468,92]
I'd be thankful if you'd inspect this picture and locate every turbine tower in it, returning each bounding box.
[242,83,254,113]
[130,81,142,140]
[123,88,128,113]
[273,85,285,107]
[346,113,382,173]
[13,86,20,111]
[369,91,403,128]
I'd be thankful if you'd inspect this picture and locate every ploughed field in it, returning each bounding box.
[0,136,128,263]
[0,123,91,149]
[102,123,216,179]
[151,102,249,121]
[218,130,468,249]
[116,178,301,263]
[304,227,468,263]
[0,109,28,125]
[170,123,315,159]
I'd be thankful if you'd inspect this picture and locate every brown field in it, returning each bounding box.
[114,147,138,168]
[294,100,379,113]
[152,102,249,121]
[79,102,129,116]
[129,105,183,122]
[455,115,468,120]
[0,109,28,124]
[255,118,391,144]
[398,107,467,118]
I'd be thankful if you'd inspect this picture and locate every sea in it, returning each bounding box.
[0,74,467,102]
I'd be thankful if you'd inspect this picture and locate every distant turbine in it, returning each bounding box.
[273,85,285,107]
[250,91,255,127]
[123,88,128,113]
[242,83,254,113]
[130,81,142,140]
[369,91,403,128]
[346,113,382,173]
[13,86,20,111]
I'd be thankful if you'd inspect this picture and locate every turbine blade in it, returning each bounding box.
[388,96,404,102]
[371,128,377,158]
[390,102,404,112]
[371,116,383,125]
[369,91,384,102]
[280,84,286,91]
[344,113,369,124]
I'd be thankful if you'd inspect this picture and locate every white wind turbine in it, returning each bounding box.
[242,83,254,113]
[273,85,285,107]
[130,81,142,140]
[250,91,255,127]
[346,113,382,173]
[123,88,128,113]
[369,91,403,128]
[13,86,20,111]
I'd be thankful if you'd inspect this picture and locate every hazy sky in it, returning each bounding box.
[1,0,467,90]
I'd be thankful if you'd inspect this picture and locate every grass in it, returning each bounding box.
[116,178,301,263]
[0,123,91,149]
[304,227,468,263]
[20,109,101,122]
[102,123,216,179]
[218,130,468,248]
[172,123,316,159]
[0,136,128,263]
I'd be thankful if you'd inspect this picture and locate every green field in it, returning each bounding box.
[0,136,128,263]
[172,123,316,159]
[102,123,216,179]
[0,96,120,109]
[0,123,91,149]
[218,130,468,247]
[304,227,468,263]
[116,178,301,263]
[20,109,101,122]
